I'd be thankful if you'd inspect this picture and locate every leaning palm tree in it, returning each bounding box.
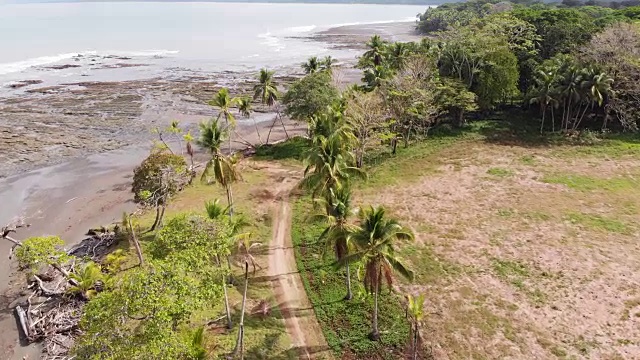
[253,68,286,143]
[302,56,321,74]
[237,96,263,146]
[341,206,414,341]
[209,88,239,154]
[314,186,356,300]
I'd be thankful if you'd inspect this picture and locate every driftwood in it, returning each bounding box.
[3,222,117,360]
[68,231,118,261]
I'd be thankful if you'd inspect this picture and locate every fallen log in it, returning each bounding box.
[15,305,30,339]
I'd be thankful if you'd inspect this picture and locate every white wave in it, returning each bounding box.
[106,49,180,57]
[258,32,285,52]
[0,49,179,76]
[285,25,317,33]
[0,52,92,76]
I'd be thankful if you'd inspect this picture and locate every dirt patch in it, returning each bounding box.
[359,142,640,359]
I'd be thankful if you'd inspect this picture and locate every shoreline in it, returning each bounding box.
[0,20,418,359]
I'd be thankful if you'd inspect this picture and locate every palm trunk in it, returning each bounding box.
[412,322,419,360]
[369,279,380,341]
[252,116,263,145]
[278,112,289,139]
[127,217,144,266]
[223,274,233,330]
[225,185,234,218]
[574,102,591,130]
[233,262,249,358]
[344,260,353,300]
[265,115,278,144]
[551,106,556,133]
[540,105,546,134]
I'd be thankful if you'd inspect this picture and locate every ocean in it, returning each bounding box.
[0,1,428,86]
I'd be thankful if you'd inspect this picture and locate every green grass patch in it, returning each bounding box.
[552,134,640,159]
[401,244,463,284]
[492,259,548,305]
[565,212,633,234]
[487,167,514,177]
[542,173,636,192]
[291,198,410,359]
[254,136,310,162]
[520,155,536,165]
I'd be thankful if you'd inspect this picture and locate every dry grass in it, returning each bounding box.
[355,131,640,359]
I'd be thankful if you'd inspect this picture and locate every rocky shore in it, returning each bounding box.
[0,71,301,178]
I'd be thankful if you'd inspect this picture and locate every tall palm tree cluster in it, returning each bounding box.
[300,100,420,342]
[529,54,614,133]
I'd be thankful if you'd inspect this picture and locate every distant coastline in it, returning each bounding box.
[7,0,446,5]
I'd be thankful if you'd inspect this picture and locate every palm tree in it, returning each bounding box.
[529,68,557,133]
[204,199,229,220]
[197,119,240,217]
[315,187,356,300]
[67,262,105,301]
[406,294,425,360]
[209,88,239,154]
[341,206,414,341]
[237,96,263,145]
[233,237,261,359]
[363,35,386,67]
[321,56,336,72]
[301,132,364,199]
[253,68,279,107]
[253,68,286,144]
[388,42,409,70]
[302,56,321,74]
[362,65,390,92]
[574,68,613,130]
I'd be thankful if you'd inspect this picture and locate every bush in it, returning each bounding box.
[132,150,188,204]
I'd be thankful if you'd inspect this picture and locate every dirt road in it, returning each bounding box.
[268,185,332,359]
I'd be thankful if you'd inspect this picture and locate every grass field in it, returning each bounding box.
[267,112,640,359]
[353,117,640,359]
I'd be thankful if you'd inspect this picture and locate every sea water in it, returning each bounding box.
[0,1,428,85]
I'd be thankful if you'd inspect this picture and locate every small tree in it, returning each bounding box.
[132,150,188,231]
[406,294,425,360]
[282,71,340,123]
[434,78,478,127]
[345,90,386,167]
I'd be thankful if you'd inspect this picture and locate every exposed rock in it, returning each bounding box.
[7,80,43,89]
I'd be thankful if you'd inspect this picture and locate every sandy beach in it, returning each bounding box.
[0,20,418,359]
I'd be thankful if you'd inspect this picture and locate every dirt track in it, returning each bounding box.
[268,181,332,359]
